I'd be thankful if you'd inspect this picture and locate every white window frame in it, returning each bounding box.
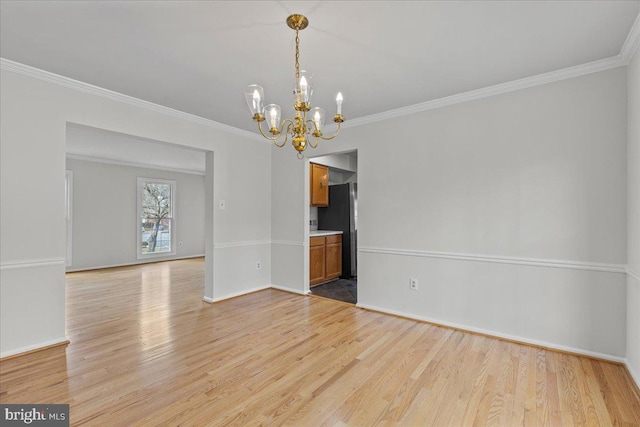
[137,177,177,259]
[65,170,73,267]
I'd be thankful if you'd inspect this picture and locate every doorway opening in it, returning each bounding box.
[64,123,213,300]
[308,150,358,304]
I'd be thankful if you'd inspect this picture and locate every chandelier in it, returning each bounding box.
[244,14,344,158]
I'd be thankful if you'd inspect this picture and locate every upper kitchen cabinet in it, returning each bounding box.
[310,163,329,207]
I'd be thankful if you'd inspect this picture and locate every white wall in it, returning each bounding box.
[271,151,308,294]
[65,158,205,271]
[272,67,629,359]
[627,47,640,384]
[0,67,272,357]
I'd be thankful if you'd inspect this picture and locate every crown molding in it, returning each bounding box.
[621,12,640,64]
[0,58,265,143]
[66,153,205,176]
[1,25,635,137]
[342,55,626,129]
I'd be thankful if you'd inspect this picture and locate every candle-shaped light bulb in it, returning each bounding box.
[336,92,343,115]
[244,85,264,116]
[309,107,325,132]
[264,104,281,130]
[252,89,261,111]
[269,107,277,128]
[299,76,308,101]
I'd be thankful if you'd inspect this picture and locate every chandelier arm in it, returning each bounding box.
[280,118,294,136]
[274,119,294,148]
[279,121,294,148]
[305,119,318,133]
[317,122,342,141]
[257,120,280,142]
[308,135,319,149]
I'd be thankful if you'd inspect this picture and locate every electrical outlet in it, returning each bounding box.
[256,261,261,270]
[410,277,418,291]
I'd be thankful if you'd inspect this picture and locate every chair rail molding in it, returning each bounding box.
[0,258,67,271]
[359,247,626,274]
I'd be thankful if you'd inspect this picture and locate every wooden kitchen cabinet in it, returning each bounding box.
[309,234,342,286]
[310,236,326,286]
[310,163,329,207]
[325,234,342,280]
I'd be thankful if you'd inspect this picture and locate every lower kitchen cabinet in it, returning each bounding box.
[309,234,342,287]
[324,235,342,280]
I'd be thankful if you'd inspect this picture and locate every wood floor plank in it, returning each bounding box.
[1,258,639,426]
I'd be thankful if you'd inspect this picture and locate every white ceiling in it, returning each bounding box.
[1,1,639,135]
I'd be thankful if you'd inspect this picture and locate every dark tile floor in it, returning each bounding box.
[310,278,357,304]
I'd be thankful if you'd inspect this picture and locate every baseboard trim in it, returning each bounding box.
[359,247,626,274]
[356,302,625,364]
[270,285,306,296]
[628,268,640,282]
[625,360,640,398]
[0,338,70,360]
[65,254,205,272]
[205,285,271,303]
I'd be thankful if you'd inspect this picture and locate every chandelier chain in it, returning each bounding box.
[295,28,300,80]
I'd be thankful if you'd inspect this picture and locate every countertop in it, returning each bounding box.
[310,230,343,237]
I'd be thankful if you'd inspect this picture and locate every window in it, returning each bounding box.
[137,178,176,258]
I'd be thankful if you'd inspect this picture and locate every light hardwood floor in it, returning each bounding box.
[1,258,639,426]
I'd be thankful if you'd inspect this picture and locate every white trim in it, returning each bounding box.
[65,170,73,267]
[0,258,66,271]
[0,337,69,359]
[65,254,204,273]
[0,51,630,141]
[621,12,640,64]
[203,296,215,304]
[359,246,626,274]
[342,56,626,129]
[626,359,640,392]
[627,268,640,282]
[270,285,306,296]
[208,285,271,303]
[356,302,625,364]
[214,240,271,249]
[66,153,205,176]
[271,240,305,247]
[0,58,264,143]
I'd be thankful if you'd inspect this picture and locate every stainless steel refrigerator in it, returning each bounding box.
[318,183,357,279]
